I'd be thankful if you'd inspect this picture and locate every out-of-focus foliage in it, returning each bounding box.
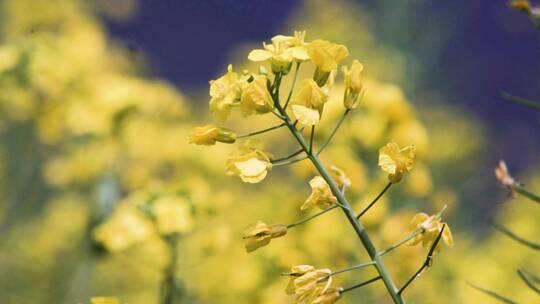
[0,0,537,303]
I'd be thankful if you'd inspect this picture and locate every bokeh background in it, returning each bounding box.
[0,0,538,303]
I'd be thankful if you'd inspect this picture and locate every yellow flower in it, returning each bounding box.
[152,196,193,235]
[285,265,332,303]
[302,176,337,210]
[307,39,349,86]
[209,64,242,121]
[329,166,351,190]
[509,0,531,11]
[409,212,454,250]
[240,75,274,115]
[188,124,236,145]
[93,205,154,252]
[313,288,342,304]
[495,160,516,197]
[378,142,416,183]
[248,31,310,74]
[242,221,287,252]
[291,79,328,126]
[90,297,120,304]
[342,60,364,110]
[226,149,272,183]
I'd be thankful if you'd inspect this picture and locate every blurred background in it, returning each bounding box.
[0,0,538,303]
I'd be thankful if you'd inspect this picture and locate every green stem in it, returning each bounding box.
[515,183,540,203]
[491,222,540,250]
[309,126,315,154]
[271,156,308,167]
[468,282,517,304]
[517,269,540,295]
[316,110,350,156]
[379,228,423,257]
[286,205,339,229]
[161,234,180,304]
[328,261,376,277]
[271,149,304,163]
[274,103,404,304]
[398,225,446,296]
[501,91,540,111]
[341,276,382,294]
[357,182,392,219]
[284,62,301,110]
[237,123,286,139]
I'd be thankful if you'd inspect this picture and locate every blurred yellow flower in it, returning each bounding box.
[152,196,193,235]
[90,297,120,304]
[93,205,154,252]
[329,166,351,190]
[242,221,287,252]
[342,60,364,110]
[248,31,309,74]
[291,79,328,126]
[509,0,531,11]
[188,124,236,145]
[209,64,242,121]
[313,288,342,304]
[226,149,272,183]
[240,75,274,115]
[378,142,415,183]
[302,176,337,210]
[409,212,453,249]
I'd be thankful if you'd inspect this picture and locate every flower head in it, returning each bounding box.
[495,160,516,197]
[188,124,236,145]
[226,148,272,183]
[291,79,328,126]
[342,60,364,110]
[209,64,243,121]
[378,142,416,183]
[330,166,351,190]
[152,196,193,235]
[248,31,309,74]
[243,221,287,252]
[302,176,337,210]
[240,75,274,115]
[284,265,333,303]
[307,39,349,86]
[409,212,453,250]
[312,288,342,304]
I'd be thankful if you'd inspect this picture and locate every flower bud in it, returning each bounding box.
[188,125,237,146]
[243,221,287,252]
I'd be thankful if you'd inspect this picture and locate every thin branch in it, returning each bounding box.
[327,261,376,277]
[341,276,381,294]
[379,228,424,257]
[514,183,540,203]
[316,110,350,156]
[237,123,286,139]
[491,222,540,250]
[270,109,287,120]
[270,149,304,163]
[517,269,540,295]
[309,126,315,154]
[286,205,339,229]
[501,91,540,111]
[356,182,392,219]
[284,62,301,110]
[398,224,446,296]
[271,156,308,167]
[468,282,518,304]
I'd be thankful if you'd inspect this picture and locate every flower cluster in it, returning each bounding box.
[285,265,341,304]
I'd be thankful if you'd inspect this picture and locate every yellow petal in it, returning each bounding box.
[292,105,320,126]
[248,49,274,62]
